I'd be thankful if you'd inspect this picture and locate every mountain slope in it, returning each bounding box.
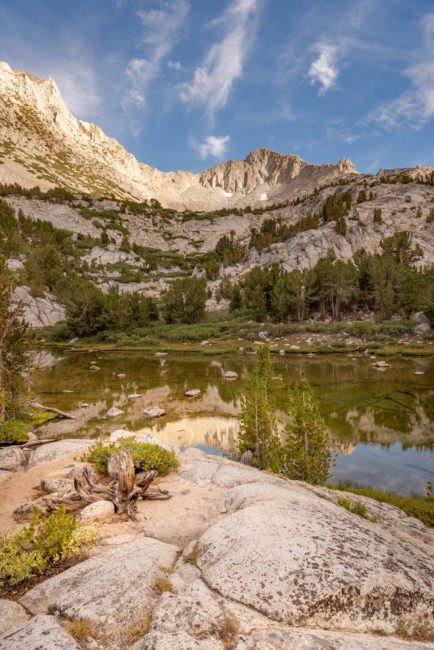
[0,60,361,209]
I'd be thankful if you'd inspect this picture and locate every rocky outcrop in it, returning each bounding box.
[20,539,179,629]
[0,447,26,471]
[0,600,29,635]
[0,614,80,650]
[12,286,66,328]
[28,438,93,467]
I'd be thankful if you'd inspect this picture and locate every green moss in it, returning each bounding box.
[0,419,28,444]
[31,409,59,426]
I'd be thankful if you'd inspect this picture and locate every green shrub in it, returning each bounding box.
[0,419,28,444]
[332,485,433,527]
[0,506,97,585]
[85,438,179,475]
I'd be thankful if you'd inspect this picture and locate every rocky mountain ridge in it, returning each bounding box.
[0,60,362,209]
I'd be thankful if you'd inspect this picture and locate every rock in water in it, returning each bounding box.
[106,407,124,418]
[20,539,179,629]
[143,406,166,418]
[223,371,238,380]
[185,389,201,398]
[0,614,80,650]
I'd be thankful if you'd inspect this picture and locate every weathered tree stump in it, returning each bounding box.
[44,449,170,518]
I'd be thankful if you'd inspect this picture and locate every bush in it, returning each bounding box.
[85,438,179,475]
[330,485,434,527]
[0,506,97,585]
[0,419,28,444]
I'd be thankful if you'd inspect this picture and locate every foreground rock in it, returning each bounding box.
[78,500,115,522]
[20,539,179,629]
[0,447,25,471]
[0,600,29,635]
[196,481,434,634]
[0,614,80,650]
[28,439,93,467]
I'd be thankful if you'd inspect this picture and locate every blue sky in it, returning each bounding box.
[1,0,433,173]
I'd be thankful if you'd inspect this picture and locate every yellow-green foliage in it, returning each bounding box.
[0,419,28,444]
[153,574,173,593]
[331,485,433,528]
[84,438,179,475]
[31,409,58,426]
[0,506,97,585]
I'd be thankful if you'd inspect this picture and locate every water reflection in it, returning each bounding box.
[32,350,434,495]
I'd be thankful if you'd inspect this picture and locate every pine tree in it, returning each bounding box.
[282,375,335,485]
[0,258,30,420]
[237,346,281,471]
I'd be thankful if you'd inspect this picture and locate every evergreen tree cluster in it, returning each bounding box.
[229,232,433,323]
[237,346,335,485]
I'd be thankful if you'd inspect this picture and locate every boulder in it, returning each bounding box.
[415,322,431,332]
[196,481,434,635]
[0,614,80,650]
[28,439,93,467]
[78,500,115,522]
[106,407,124,418]
[117,373,126,378]
[20,539,179,629]
[143,406,166,418]
[0,600,29,635]
[0,447,25,471]
[413,311,430,325]
[185,389,201,398]
[40,478,74,494]
[223,371,238,380]
[127,393,143,400]
[13,502,43,520]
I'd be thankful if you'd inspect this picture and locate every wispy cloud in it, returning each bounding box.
[194,134,230,159]
[308,43,340,95]
[179,0,263,121]
[366,13,434,129]
[125,0,189,107]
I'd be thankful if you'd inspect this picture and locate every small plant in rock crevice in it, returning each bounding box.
[338,497,377,522]
[183,541,199,566]
[66,618,94,641]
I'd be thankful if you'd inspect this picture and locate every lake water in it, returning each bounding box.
[32,349,434,496]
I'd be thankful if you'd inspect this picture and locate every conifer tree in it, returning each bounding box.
[0,258,30,420]
[237,346,281,471]
[282,375,335,485]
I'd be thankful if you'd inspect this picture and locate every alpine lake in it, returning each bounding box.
[31,349,434,497]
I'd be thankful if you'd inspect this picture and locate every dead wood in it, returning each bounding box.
[29,401,75,419]
[44,450,170,518]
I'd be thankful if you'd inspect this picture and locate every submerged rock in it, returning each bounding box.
[223,371,238,380]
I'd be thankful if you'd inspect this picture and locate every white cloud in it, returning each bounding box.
[179,0,263,121]
[308,43,339,95]
[366,13,434,129]
[195,135,230,159]
[168,60,183,71]
[125,0,189,107]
